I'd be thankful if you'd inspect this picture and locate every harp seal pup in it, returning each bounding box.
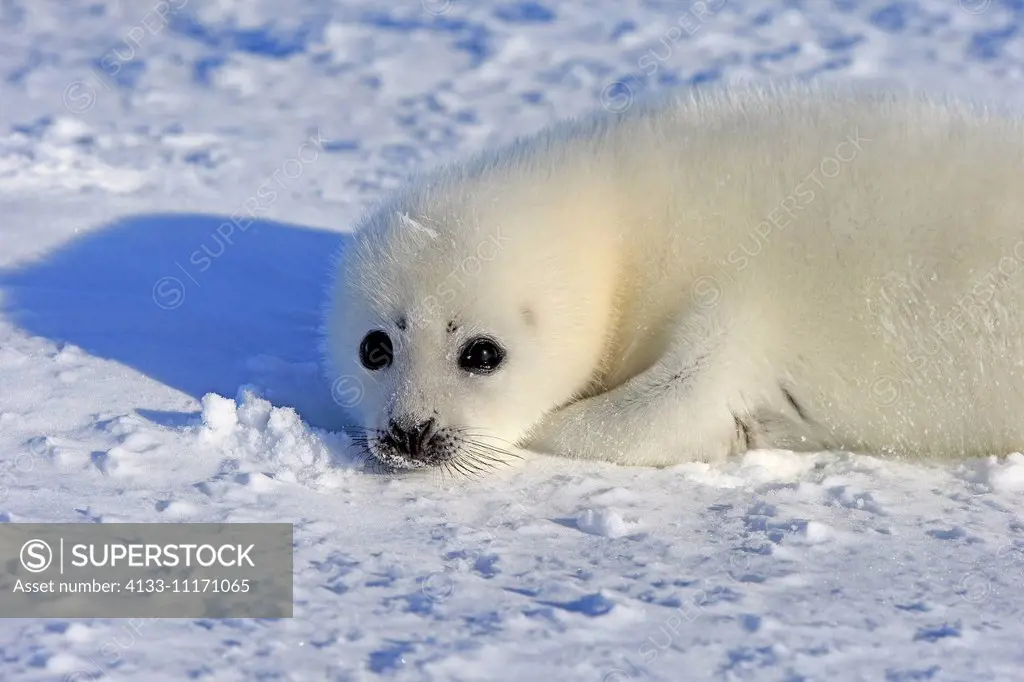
[322,84,1024,470]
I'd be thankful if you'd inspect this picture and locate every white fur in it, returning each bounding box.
[323,83,1024,468]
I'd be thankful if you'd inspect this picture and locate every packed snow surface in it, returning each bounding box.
[1,1,1024,680]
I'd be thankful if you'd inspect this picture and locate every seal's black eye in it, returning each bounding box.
[459,337,504,374]
[359,330,393,370]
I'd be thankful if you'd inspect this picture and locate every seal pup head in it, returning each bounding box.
[324,167,621,472]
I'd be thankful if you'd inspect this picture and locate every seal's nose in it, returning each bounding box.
[387,418,437,460]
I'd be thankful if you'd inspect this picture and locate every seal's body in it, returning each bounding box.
[324,85,1024,469]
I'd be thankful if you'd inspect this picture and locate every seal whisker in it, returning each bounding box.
[445,460,465,480]
[457,434,523,461]
[460,440,512,462]
[464,444,512,464]
[466,442,523,461]
[454,457,487,478]
[452,429,519,448]
[459,448,501,471]
[435,461,454,485]
[460,440,517,467]
[447,457,479,480]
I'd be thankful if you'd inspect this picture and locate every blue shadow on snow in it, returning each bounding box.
[0,213,353,430]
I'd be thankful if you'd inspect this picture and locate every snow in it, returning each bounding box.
[576,507,637,539]
[1,0,1023,679]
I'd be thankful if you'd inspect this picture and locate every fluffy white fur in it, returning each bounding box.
[323,84,1024,469]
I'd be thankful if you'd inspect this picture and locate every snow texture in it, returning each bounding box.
[1,0,1023,680]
